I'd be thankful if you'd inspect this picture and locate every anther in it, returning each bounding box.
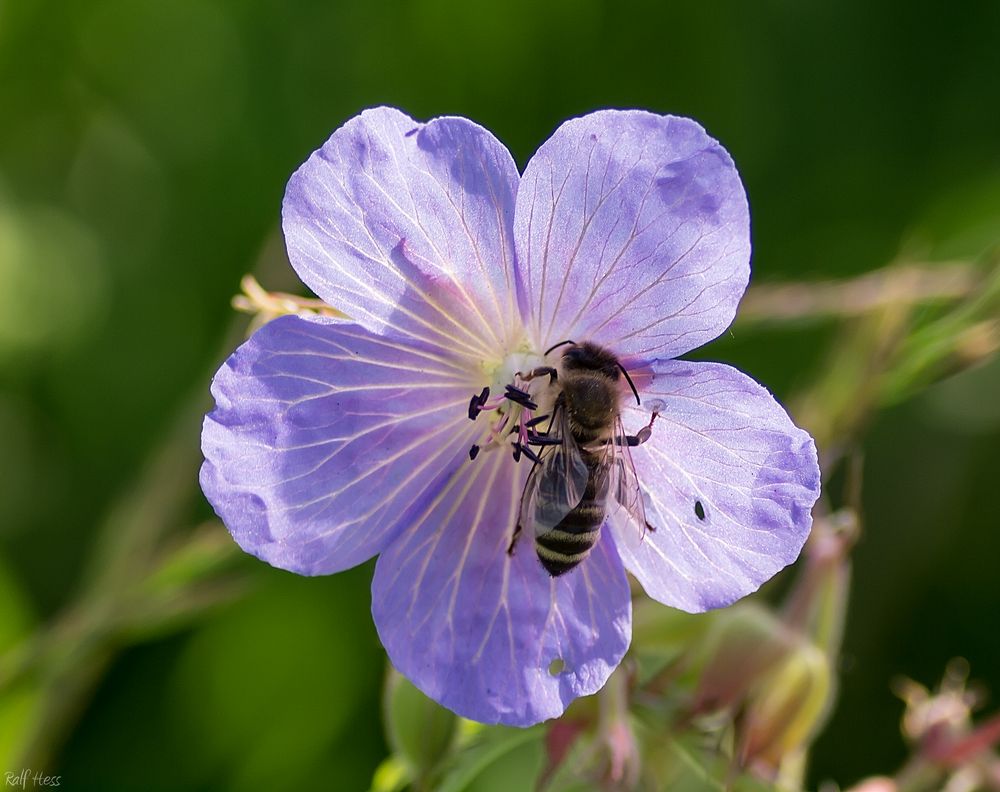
[527,433,561,446]
[467,386,491,420]
[503,385,538,411]
[512,444,522,463]
[518,444,542,465]
[525,414,550,428]
[469,444,480,460]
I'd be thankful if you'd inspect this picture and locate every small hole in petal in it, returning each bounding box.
[548,658,566,676]
[694,500,706,521]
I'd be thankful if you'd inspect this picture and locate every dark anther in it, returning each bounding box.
[519,444,542,465]
[503,384,537,410]
[525,414,550,427]
[467,386,490,420]
[512,444,522,463]
[694,500,706,521]
[469,444,480,460]
[527,433,561,446]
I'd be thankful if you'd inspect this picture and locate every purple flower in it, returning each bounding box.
[201,107,821,727]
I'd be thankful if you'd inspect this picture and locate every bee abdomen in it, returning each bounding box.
[536,527,600,554]
[535,540,594,577]
[556,498,604,532]
[535,502,605,577]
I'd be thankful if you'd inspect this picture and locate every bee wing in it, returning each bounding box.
[517,406,589,534]
[608,416,649,535]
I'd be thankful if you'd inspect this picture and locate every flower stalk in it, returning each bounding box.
[231,273,345,332]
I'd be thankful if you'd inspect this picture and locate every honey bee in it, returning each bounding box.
[509,341,657,577]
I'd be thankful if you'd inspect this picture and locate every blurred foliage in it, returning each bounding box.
[1,0,999,789]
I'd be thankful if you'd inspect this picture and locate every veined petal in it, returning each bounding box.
[372,448,631,726]
[282,106,521,363]
[514,110,750,359]
[611,360,820,613]
[201,314,481,576]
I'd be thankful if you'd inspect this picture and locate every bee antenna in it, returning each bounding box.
[544,339,576,356]
[618,363,641,406]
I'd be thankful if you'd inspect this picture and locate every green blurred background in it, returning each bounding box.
[1,0,998,789]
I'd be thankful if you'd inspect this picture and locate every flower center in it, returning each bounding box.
[466,351,559,463]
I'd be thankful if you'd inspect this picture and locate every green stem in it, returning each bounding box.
[1,383,247,770]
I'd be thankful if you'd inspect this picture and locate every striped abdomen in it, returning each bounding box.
[535,452,607,577]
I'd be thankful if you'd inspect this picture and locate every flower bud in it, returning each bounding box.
[693,603,796,714]
[739,640,831,769]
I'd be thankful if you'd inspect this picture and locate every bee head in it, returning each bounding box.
[559,342,620,381]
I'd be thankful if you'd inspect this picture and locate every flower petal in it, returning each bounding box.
[201,314,482,575]
[282,106,521,363]
[514,110,750,359]
[611,361,820,612]
[372,448,631,726]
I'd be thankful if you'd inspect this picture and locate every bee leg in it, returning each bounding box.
[507,522,523,555]
[624,411,659,447]
[519,366,558,384]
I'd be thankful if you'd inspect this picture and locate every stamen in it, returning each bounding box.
[518,444,542,465]
[503,384,538,411]
[488,413,510,442]
[465,363,556,462]
[527,433,561,446]
[467,386,491,420]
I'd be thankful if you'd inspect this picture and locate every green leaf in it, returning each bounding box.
[436,725,545,792]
